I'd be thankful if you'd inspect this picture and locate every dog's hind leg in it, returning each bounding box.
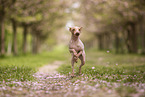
[71,56,75,77]
[79,52,85,75]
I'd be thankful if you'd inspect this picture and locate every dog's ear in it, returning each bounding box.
[79,27,83,31]
[69,27,72,32]
[69,27,75,32]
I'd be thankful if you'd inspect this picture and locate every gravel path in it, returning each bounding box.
[0,61,144,97]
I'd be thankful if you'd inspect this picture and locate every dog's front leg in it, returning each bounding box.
[73,51,83,63]
[69,49,77,55]
[75,51,83,58]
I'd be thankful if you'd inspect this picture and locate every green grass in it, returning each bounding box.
[0,65,35,82]
[1,45,145,84]
[0,45,68,82]
[57,48,145,83]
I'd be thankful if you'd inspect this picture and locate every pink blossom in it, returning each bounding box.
[92,67,95,69]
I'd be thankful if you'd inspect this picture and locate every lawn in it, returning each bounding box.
[57,48,145,96]
[58,48,145,83]
[0,46,145,96]
[0,45,68,82]
[1,46,144,83]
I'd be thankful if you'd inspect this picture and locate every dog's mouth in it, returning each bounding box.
[75,33,80,36]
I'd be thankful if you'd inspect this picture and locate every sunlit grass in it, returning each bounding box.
[0,45,145,97]
[57,48,145,83]
[1,45,145,85]
[0,45,68,82]
[0,66,35,82]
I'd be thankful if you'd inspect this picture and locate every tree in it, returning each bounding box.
[79,0,145,54]
[11,18,17,55]
[0,0,16,55]
[11,0,44,53]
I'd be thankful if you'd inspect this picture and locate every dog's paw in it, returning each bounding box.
[74,52,77,56]
[74,57,78,63]
[74,54,79,58]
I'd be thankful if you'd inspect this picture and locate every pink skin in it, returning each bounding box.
[69,27,85,77]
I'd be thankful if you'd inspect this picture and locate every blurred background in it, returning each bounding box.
[0,0,145,56]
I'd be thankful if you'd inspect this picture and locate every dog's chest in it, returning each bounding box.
[69,39,84,51]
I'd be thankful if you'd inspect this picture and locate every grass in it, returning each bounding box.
[0,46,145,96]
[0,45,68,82]
[57,48,145,96]
[0,45,145,85]
[57,48,145,83]
[0,65,35,82]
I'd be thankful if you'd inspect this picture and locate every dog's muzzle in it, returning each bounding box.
[75,33,80,36]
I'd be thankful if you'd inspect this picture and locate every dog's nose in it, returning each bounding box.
[75,33,80,36]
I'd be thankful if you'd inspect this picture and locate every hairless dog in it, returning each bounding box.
[69,26,85,77]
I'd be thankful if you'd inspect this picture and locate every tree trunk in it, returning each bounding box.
[7,41,12,55]
[35,34,40,54]
[103,33,106,49]
[131,23,138,53]
[105,33,110,50]
[98,34,103,50]
[126,27,131,53]
[102,34,105,50]
[0,2,5,55]
[126,24,137,53]
[142,26,145,54]
[120,31,125,54]
[140,16,145,54]
[36,35,38,53]
[12,19,17,55]
[115,32,119,53]
[23,24,28,54]
[32,33,37,54]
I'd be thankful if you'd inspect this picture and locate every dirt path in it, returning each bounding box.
[1,61,144,97]
[32,61,119,97]
[0,61,118,97]
[38,61,63,74]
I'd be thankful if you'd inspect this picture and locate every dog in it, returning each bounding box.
[68,26,85,77]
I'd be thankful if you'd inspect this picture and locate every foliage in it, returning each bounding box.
[0,0,72,55]
[78,0,145,53]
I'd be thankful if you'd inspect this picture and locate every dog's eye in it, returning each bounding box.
[79,29,81,31]
[72,29,75,31]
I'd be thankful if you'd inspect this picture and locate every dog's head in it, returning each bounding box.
[69,27,82,37]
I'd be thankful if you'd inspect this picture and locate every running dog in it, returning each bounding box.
[69,26,85,77]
